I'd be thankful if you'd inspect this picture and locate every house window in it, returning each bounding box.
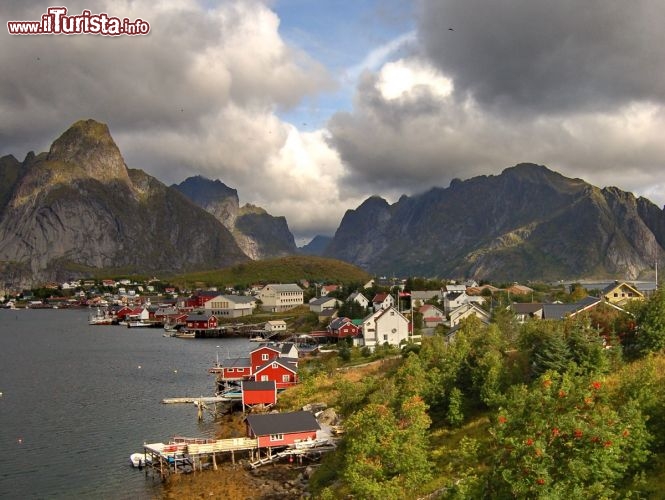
[272,362,278,368]
[227,368,234,372]
[383,335,388,341]
[261,375,269,381]
[269,434,284,441]
[262,353,269,361]
[282,374,290,382]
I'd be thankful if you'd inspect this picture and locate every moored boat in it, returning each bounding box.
[129,452,150,468]
[89,307,114,325]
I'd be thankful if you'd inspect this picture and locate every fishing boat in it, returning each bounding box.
[88,307,114,325]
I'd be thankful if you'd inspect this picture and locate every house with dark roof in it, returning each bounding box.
[511,303,544,323]
[602,282,645,306]
[245,411,320,448]
[347,291,370,309]
[204,294,257,318]
[419,304,446,327]
[185,314,218,330]
[328,317,360,339]
[253,358,299,389]
[372,292,394,312]
[241,380,277,409]
[309,296,340,313]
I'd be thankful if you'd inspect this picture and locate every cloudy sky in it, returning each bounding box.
[2,0,665,244]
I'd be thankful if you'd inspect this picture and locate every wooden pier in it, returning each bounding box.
[139,436,337,480]
[142,437,260,480]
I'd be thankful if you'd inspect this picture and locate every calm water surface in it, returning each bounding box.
[0,309,250,499]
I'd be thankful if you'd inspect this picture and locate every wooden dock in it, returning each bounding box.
[139,436,337,479]
[141,437,261,479]
[161,396,238,404]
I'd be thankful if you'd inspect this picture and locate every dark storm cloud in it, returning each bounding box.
[417,0,665,114]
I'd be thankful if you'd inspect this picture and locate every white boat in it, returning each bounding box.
[174,331,196,339]
[129,452,149,467]
[89,308,114,325]
[126,321,150,328]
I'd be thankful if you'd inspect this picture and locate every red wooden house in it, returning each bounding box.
[327,317,360,339]
[241,380,277,409]
[192,290,220,308]
[253,358,298,389]
[185,314,218,330]
[114,305,134,321]
[249,345,281,372]
[245,411,320,448]
[209,357,252,385]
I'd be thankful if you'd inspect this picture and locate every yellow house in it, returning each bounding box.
[602,282,644,306]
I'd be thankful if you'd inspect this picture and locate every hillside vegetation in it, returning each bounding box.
[172,255,371,288]
[275,288,665,498]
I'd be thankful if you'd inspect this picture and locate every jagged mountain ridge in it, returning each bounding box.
[171,176,297,260]
[0,119,249,286]
[324,164,665,281]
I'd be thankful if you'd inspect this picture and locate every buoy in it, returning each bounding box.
[18,438,23,444]
[138,365,141,369]
[173,369,178,373]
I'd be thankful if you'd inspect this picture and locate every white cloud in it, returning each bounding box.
[376,58,453,100]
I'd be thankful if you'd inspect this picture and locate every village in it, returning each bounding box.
[2,272,662,495]
[23,275,644,487]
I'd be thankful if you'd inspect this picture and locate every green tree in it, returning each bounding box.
[487,372,651,498]
[633,287,665,358]
[342,397,431,499]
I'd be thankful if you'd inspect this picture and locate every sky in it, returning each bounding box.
[2,0,665,245]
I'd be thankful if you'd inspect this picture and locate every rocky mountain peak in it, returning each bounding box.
[46,119,130,183]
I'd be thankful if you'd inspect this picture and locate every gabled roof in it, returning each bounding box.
[255,357,298,375]
[329,317,352,329]
[310,296,338,306]
[374,306,409,323]
[419,304,444,314]
[372,293,389,303]
[602,282,643,297]
[245,411,320,436]
[347,292,368,302]
[251,344,280,355]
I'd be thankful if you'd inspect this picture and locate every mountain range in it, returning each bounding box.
[1,119,664,287]
[324,164,665,281]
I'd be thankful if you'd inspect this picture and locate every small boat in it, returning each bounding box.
[126,321,151,328]
[129,452,149,468]
[174,331,196,339]
[89,307,114,325]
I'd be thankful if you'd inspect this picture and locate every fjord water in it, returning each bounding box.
[0,309,250,499]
